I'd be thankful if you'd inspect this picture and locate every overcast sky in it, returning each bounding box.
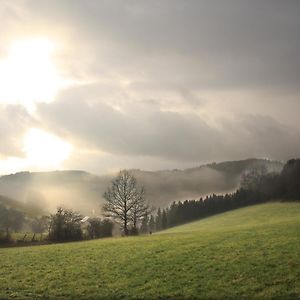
[0,0,300,174]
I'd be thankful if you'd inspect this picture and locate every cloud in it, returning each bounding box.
[0,0,300,172]
[3,0,300,90]
[37,90,300,166]
[0,104,34,157]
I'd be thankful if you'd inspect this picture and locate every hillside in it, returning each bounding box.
[0,202,299,299]
[0,195,44,217]
[0,159,282,214]
[131,158,282,207]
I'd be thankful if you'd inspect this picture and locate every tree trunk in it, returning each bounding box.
[133,211,137,229]
[124,217,128,236]
[124,223,128,236]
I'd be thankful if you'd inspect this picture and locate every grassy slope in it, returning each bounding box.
[1,203,300,299]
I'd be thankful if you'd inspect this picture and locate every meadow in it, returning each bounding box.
[0,202,300,299]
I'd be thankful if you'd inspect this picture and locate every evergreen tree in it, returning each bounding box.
[155,208,162,231]
[140,215,149,234]
[149,215,155,232]
[161,209,168,230]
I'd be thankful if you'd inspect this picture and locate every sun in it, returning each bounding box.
[0,38,64,110]
[23,128,72,169]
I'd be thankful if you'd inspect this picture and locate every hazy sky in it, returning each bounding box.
[0,0,300,174]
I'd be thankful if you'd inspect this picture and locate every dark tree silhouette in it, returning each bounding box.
[48,207,83,241]
[240,165,267,191]
[87,218,113,239]
[154,159,300,231]
[0,204,25,241]
[161,209,168,230]
[103,170,148,236]
[155,208,162,231]
[149,215,155,233]
[130,187,151,234]
[140,214,149,234]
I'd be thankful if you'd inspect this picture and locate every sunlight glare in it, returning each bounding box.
[23,128,72,169]
[0,38,64,110]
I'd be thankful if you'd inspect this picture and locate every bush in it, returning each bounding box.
[87,218,113,239]
[48,207,83,242]
[0,204,24,243]
[129,227,139,236]
[0,230,12,244]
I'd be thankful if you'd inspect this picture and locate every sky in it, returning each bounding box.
[0,0,300,175]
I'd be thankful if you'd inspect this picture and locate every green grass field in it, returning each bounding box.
[1,202,300,299]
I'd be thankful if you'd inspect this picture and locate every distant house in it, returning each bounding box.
[81,216,90,223]
[80,216,91,229]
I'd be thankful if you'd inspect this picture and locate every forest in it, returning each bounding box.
[144,158,300,232]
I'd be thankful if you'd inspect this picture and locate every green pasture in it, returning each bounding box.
[1,202,300,299]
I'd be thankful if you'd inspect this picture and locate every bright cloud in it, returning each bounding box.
[0,38,67,111]
[0,1,300,174]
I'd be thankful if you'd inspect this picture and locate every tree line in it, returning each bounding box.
[47,207,113,242]
[1,158,299,243]
[0,204,25,242]
[99,167,268,234]
[144,158,300,232]
[0,205,113,244]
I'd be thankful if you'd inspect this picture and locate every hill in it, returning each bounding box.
[131,158,282,208]
[0,195,44,218]
[0,159,282,214]
[0,202,299,299]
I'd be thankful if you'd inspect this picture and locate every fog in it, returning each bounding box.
[0,159,283,215]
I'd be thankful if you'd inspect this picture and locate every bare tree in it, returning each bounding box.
[31,216,49,241]
[240,165,268,191]
[130,187,151,234]
[103,170,149,236]
[103,170,136,235]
